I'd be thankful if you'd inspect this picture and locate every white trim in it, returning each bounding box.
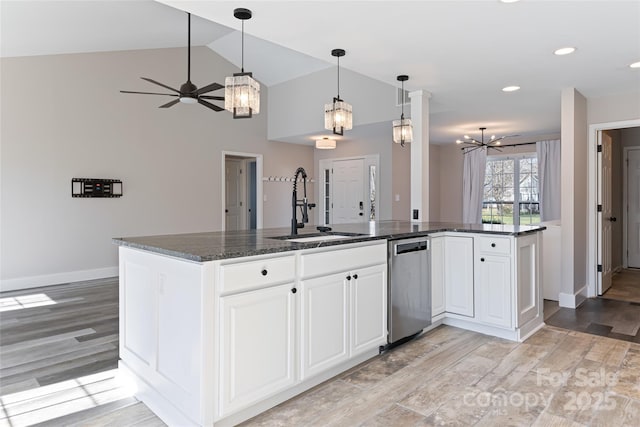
[558,285,587,309]
[221,151,263,231]
[587,119,640,298]
[623,147,640,268]
[0,266,118,292]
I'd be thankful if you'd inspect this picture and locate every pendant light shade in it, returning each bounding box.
[393,75,413,146]
[315,137,337,150]
[224,8,260,119]
[324,49,352,136]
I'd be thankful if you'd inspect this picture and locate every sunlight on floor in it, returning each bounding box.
[0,294,56,312]
[0,369,135,427]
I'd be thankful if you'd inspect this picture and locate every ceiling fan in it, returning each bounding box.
[456,127,519,152]
[120,12,224,111]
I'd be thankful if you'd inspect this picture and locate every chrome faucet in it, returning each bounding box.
[291,167,314,235]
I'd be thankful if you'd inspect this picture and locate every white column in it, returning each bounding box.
[409,90,431,222]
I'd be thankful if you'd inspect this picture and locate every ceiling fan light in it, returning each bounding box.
[179,96,198,104]
[224,72,260,118]
[392,118,413,145]
[315,137,337,149]
[324,99,353,135]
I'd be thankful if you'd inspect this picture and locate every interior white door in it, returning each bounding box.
[628,149,640,268]
[225,159,245,231]
[332,159,365,224]
[598,132,614,294]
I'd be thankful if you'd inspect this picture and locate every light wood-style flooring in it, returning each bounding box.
[602,269,640,304]
[1,280,640,426]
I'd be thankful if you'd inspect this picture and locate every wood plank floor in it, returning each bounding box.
[1,280,640,426]
[602,269,640,304]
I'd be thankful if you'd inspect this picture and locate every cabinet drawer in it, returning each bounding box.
[220,255,295,294]
[301,242,386,278]
[476,236,511,255]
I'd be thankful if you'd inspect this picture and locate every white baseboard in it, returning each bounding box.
[0,267,118,292]
[558,285,587,309]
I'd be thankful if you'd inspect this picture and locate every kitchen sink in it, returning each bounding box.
[270,232,368,243]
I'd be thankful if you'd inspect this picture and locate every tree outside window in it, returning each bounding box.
[482,155,539,225]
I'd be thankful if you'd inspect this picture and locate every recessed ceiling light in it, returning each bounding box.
[500,0,520,3]
[502,86,521,92]
[631,61,640,69]
[554,47,576,56]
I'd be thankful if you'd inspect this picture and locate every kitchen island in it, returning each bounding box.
[113,221,544,427]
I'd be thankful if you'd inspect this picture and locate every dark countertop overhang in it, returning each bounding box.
[113,220,546,263]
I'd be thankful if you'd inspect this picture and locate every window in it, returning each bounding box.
[482,155,539,225]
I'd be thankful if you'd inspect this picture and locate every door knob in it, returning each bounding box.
[609,217,617,222]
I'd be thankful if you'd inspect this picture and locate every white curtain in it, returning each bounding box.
[462,147,487,223]
[536,139,561,221]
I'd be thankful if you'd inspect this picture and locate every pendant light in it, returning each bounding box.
[315,137,336,150]
[324,49,353,136]
[392,75,413,147]
[224,8,260,119]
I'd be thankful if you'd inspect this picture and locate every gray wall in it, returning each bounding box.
[0,47,314,288]
[268,66,403,142]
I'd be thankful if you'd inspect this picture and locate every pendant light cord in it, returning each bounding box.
[187,13,191,82]
[401,80,405,120]
[241,20,245,73]
[337,55,340,99]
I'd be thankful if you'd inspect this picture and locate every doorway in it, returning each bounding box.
[590,122,640,298]
[221,151,263,231]
[318,155,379,226]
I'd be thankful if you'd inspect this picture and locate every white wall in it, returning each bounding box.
[560,87,588,307]
[0,47,314,289]
[588,92,640,125]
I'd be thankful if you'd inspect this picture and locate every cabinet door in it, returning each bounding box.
[219,283,296,416]
[351,264,387,357]
[300,272,349,380]
[476,254,512,328]
[444,236,474,317]
[430,237,445,317]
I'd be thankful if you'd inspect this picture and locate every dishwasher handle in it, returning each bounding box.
[393,239,429,256]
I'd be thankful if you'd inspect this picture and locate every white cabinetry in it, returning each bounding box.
[350,264,387,356]
[300,272,349,379]
[430,236,445,317]
[444,236,474,317]
[515,234,540,327]
[219,283,296,417]
[300,243,387,380]
[474,236,512,328]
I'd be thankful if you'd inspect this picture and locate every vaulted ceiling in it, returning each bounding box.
[2,0,639,144]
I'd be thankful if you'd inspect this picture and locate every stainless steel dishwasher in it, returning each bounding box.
[387,236,431,346]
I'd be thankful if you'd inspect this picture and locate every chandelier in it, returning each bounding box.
[392,75,413,147]
[456,127,517,151]
[224,8,260,119]
[324,49,353,136]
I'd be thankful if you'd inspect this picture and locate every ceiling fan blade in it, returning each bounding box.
[120,90,179,96]
[200,95,225,101]
[196,82,224,95]
[159,99,181,108]
[140,77,180,93]
[198,99,224,112]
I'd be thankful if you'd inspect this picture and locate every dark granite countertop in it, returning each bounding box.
[113,221,545,263]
